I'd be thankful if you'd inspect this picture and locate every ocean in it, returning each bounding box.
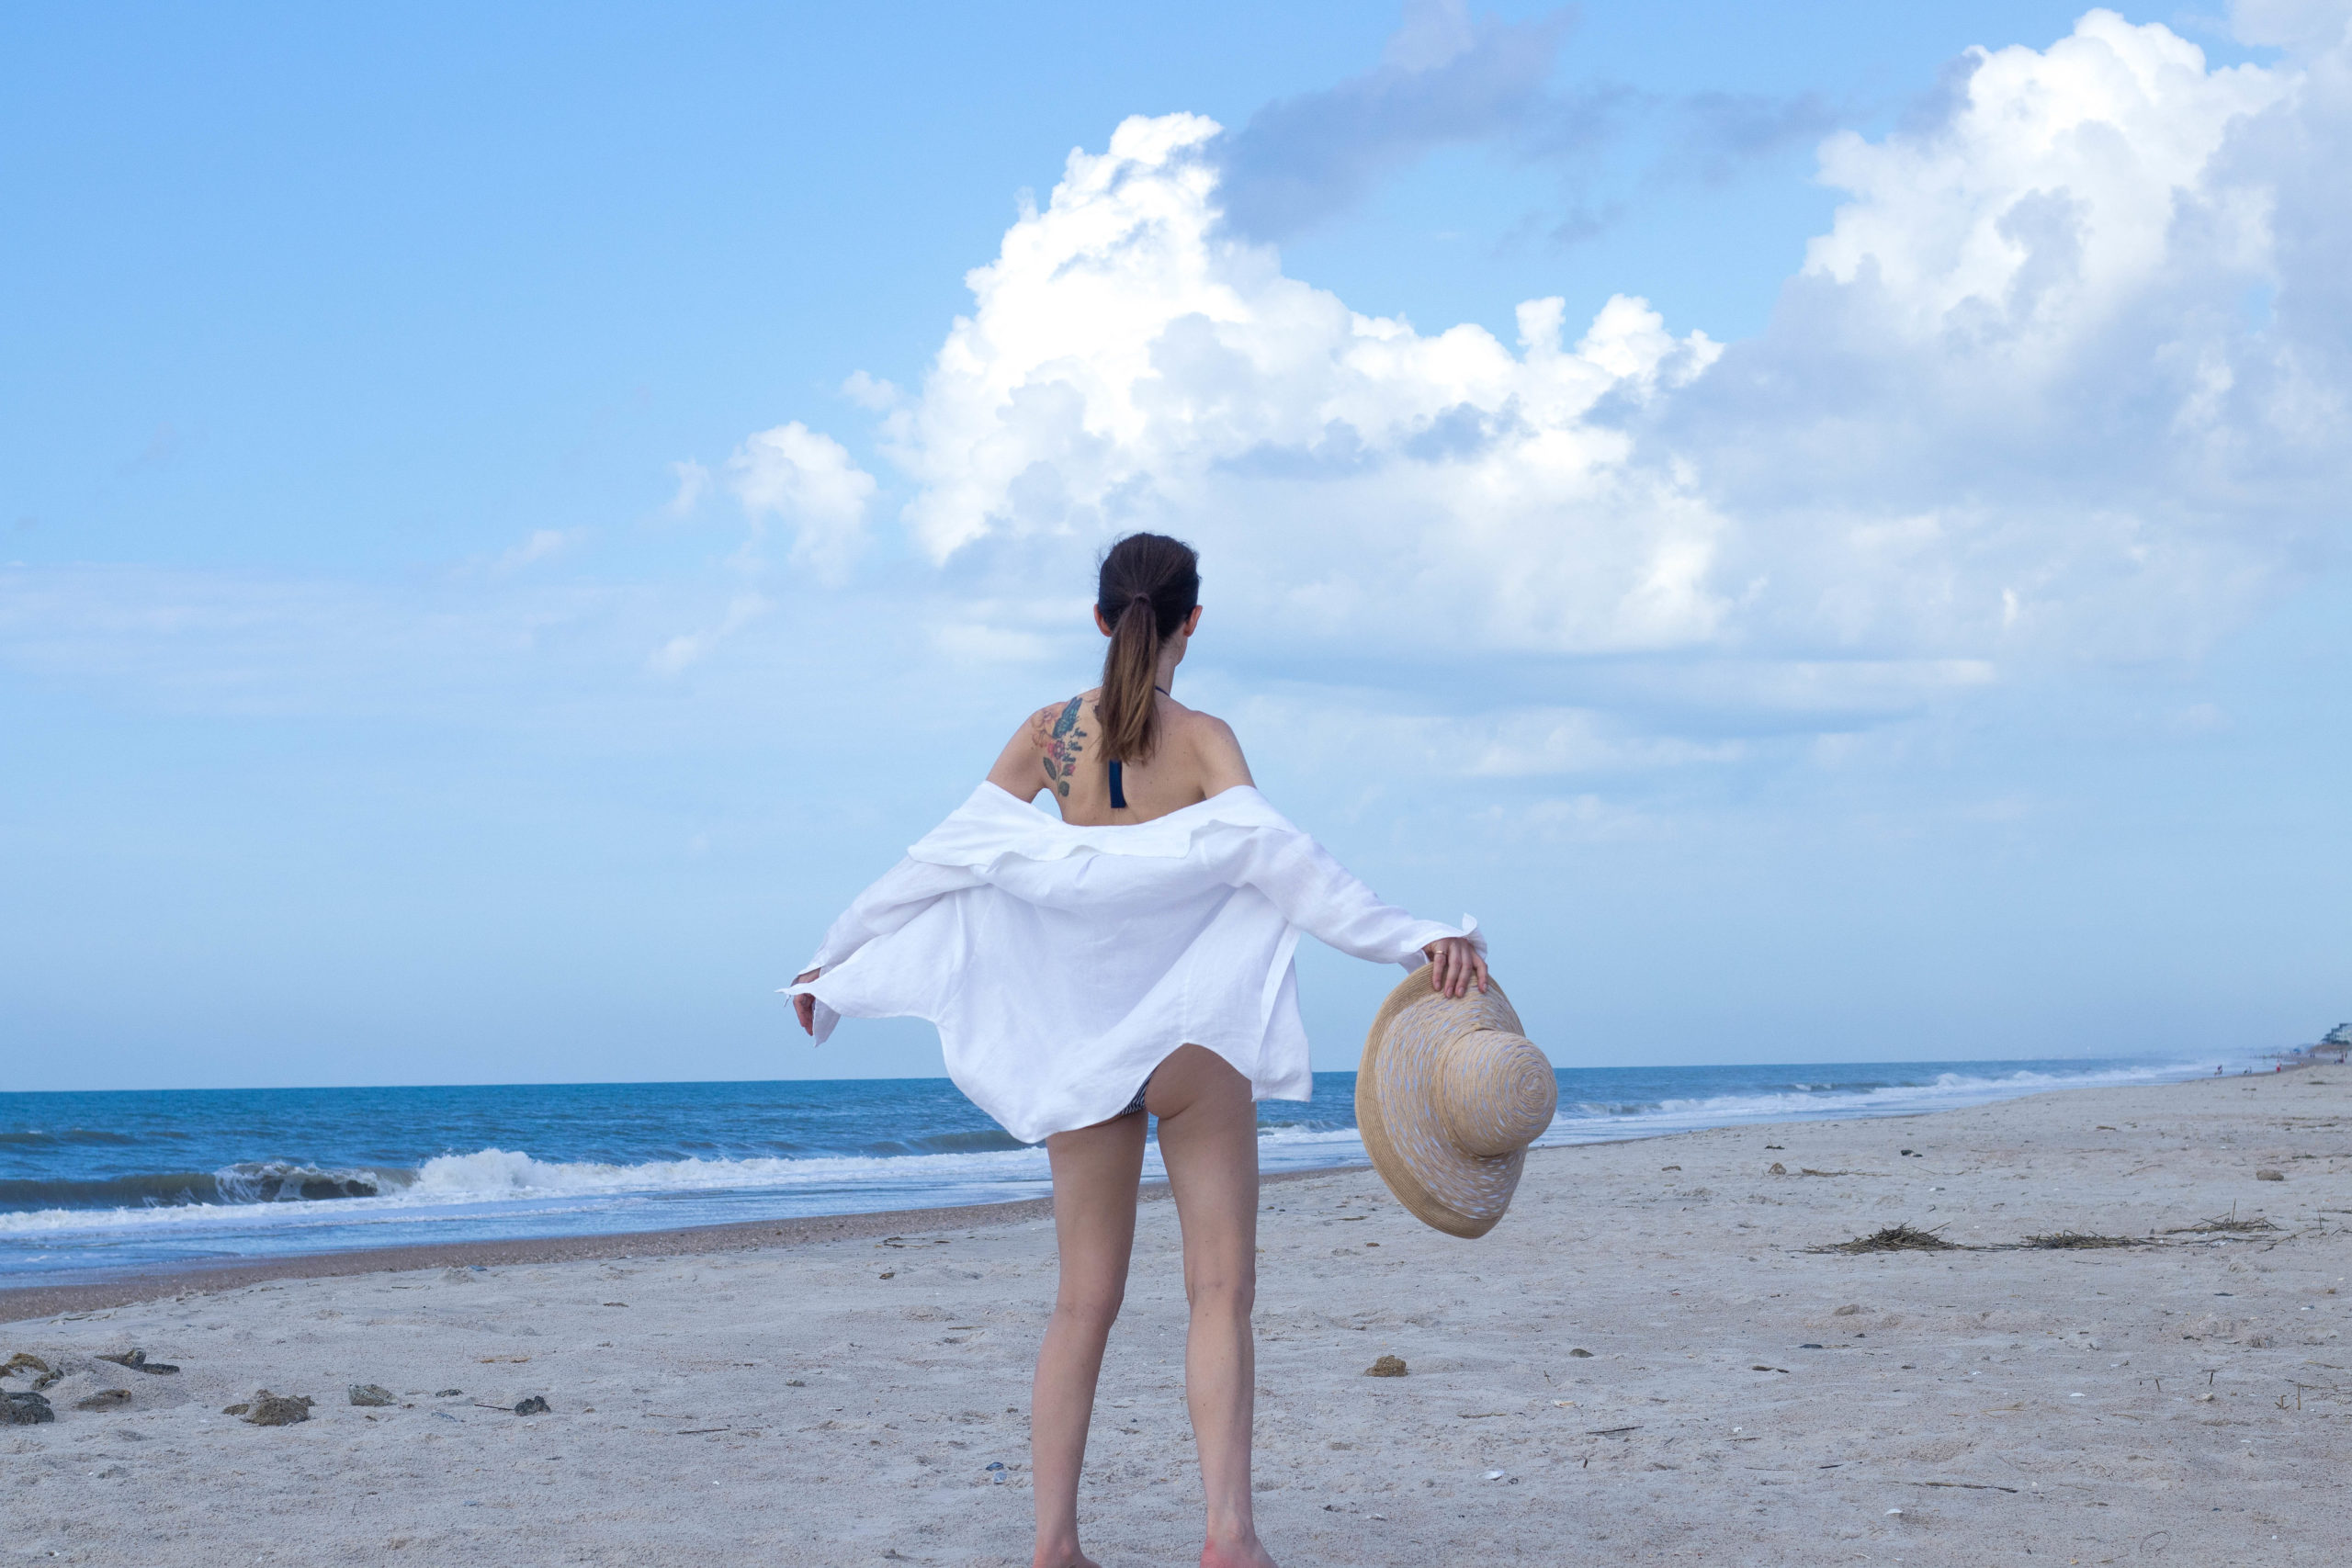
[1,1056,2231,1287]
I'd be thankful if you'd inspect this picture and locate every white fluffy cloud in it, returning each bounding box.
[727,421,876,581]
[779,6,2349,755]
[1804,14,2284,346]
[883,113,1727,661]
[1676,7,2343,665]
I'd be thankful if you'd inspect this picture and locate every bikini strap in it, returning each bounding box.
[1105,687,1169,812]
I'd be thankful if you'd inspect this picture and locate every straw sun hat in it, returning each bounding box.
[1355,970,1557,1238]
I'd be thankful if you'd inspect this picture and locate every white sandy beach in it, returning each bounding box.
[6,1069,2348,1566]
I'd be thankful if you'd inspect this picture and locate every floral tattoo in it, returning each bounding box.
[1040,697,1087,798]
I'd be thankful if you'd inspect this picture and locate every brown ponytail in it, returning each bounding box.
[1095,532,1200,765]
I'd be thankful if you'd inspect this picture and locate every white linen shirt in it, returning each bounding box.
[785,783,1483,1145]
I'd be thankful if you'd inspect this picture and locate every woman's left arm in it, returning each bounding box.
[1233,829,1490,998]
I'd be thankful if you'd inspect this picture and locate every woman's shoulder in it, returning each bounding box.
[1010,691,1243,758]
[1019,690,1102,753]
[1164,702,1250,787]
[1161,698,1237,742]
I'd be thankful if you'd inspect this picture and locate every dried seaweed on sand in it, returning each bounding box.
[2165,1212,2279,1235]
[2020,1231,2146,1249]
[1812,1224,1956,1255]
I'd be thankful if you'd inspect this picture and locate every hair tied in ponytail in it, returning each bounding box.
[1094,534,1201,767]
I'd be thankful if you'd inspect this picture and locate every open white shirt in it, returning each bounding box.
[786,783,1484,1145]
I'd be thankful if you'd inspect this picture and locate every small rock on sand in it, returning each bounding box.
[2256,1169,2285,1180]
[3,1352,57,1386]
[513,1395,551,1416]
[241,1391,314,1427]
[1363,1355,1408,1378]
[1769,1162,1788,1176]
[74,1389,132,1412]
[348,1384,396,1407]
[1833,1304,1863,1316]
[2,1390,55,1425]
[1569,1348,1594,1358]
[95,1349,178,1375]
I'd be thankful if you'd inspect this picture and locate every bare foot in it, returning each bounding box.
[1030,1549,1102,1568]
[1202,1538,1278,1568]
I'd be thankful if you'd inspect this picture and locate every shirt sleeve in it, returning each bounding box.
[784,855,979,1043]
[1227,826,1486,971]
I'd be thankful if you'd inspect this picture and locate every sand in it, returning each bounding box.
[5,1069,2347,1566]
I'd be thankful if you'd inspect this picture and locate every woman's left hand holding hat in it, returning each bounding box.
[1421,937,1488,999]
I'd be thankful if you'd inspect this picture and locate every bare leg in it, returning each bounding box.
[1148,1045,1280,1568]
[1031,1111,1148,1568]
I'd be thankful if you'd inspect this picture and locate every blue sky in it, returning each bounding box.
[4,2,2346,1091]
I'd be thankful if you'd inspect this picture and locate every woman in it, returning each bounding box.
[788,532,1487,1568]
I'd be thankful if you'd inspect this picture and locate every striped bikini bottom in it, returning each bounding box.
[1119,1072,1155,1119]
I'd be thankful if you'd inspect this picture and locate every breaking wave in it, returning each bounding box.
[0,1057,2222,1258]
[1540,1061,2219,1140]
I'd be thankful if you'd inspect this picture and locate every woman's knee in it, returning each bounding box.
[1183,1267,1255,1316]
[1054,1281,1127,1335]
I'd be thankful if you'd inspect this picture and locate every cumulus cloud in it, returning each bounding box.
[1670,7,2342,664]
[726,421,876,581]
[880,112,1724,671]
[1802,16,2279,345]
[643,1,2350,803]
[845,6,2348,728]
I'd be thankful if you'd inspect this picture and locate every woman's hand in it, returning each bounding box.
[792,968,821,1036]
[1422,937,1488,999]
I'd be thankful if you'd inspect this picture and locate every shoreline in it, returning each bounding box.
[0,1166,1377,1325]
[1,1061,2287,1326]
[5,1066,2341,1564]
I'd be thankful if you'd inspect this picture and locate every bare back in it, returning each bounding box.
[985,690,1254,826]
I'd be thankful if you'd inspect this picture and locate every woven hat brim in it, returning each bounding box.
[1355,970,1537,1239]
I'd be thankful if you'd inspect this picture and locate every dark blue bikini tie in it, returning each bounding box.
[1106,685,1170,811]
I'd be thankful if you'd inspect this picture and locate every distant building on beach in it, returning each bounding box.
[2315,1022,2352,1063]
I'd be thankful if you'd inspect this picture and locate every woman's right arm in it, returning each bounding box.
[983,708,1056,800]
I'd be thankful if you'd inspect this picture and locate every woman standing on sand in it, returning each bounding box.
[788,533,1487,1568]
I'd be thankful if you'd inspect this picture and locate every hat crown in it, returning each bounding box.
[1355,973,1554,1239]
[1437,1030,1558,1157]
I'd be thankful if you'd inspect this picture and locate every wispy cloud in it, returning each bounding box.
[1212,1,1595,242]
[492,528,577,573]
[662,458,712,519]
[648,590,772,676]
[1665,90,1842,186]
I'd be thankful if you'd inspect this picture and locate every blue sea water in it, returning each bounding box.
[0,1056,2231,1287]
